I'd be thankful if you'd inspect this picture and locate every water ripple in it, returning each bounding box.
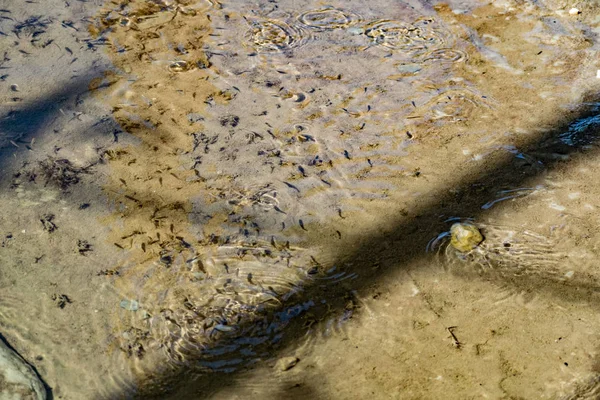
[364,17,447,55]
[298,7,362,30]
[244,17,310,54]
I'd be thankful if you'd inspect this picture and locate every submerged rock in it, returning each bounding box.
[120,299,139,311]
[276,356,300,371]
[0,338,47,400]
[450,222,484,252]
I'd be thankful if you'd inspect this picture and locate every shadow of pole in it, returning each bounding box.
[103,91,600,399]
[0,73,118,175]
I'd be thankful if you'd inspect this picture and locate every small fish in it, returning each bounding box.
[274,205,286,214]
[299,219,307,231]
[61,20,78,30]
[283,181,300,192]
[124,195,140,204]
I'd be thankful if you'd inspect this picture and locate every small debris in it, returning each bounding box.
[219,114,240,127]
[447,326,462,349]
[77,239,92,255]
[97,269,119,276]
[187,113,204,123]
[1,233,13,247]
[568,8,580,15]
[159,252,173,267]
[38,157,91,190]
[10,84,18,91]
[120,327,148,358]
[51,294,72,309]
[276,356,299,371]
[40,214,57,233]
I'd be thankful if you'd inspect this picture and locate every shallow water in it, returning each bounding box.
[1,0,600,398]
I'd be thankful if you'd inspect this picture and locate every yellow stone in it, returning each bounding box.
[450,222,484,252]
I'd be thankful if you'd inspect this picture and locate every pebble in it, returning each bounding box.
[396,64,422,74]
[276,356,300,371]
[214,324,235,332]
[347,27,364,35]
[569,8,580,15]
[565,271,574,278]
[119,299,139,311]
[450,222,484,252]
[0,338,47,399]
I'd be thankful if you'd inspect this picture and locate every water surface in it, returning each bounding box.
[1,0,600,398]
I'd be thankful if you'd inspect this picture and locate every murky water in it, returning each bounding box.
[1,0,600,398]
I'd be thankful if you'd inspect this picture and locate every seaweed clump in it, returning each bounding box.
[38,157,91,190]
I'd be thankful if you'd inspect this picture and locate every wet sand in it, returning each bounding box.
[1,0,600,398]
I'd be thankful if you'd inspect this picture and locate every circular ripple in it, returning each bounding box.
[365,17,447,55]
[422,48,468,63]
[411,17,446,47]
[444,223,562,274]
[420,89,492,123]
[298,7,362,30]
[245,18,308,54]
[364,20,416,51]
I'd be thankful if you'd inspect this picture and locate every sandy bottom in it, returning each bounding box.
[1,0,600,398]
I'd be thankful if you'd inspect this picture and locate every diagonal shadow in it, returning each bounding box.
[0,73,119,175]
[105,91,600,399]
